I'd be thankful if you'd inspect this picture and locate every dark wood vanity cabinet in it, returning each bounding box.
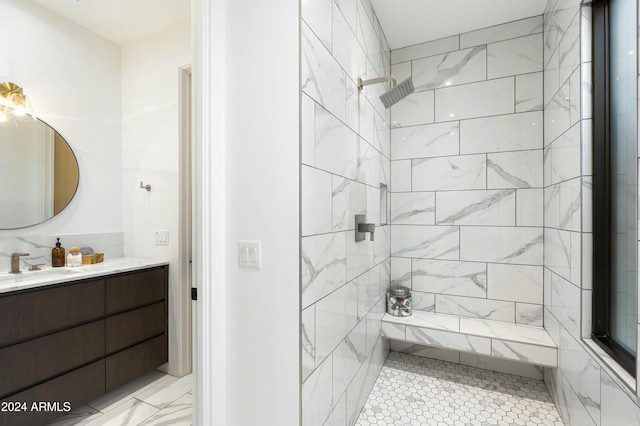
[0,265,168,426]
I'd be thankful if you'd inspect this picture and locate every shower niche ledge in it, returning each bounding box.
[381,311,557,368]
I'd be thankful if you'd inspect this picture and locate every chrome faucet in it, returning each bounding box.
[10,252,29,274]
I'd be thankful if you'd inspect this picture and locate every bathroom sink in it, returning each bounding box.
[0,267,83,282]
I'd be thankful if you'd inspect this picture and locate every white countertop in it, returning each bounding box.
[0,257,169,294]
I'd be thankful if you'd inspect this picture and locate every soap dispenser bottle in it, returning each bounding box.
[52,238,65,267]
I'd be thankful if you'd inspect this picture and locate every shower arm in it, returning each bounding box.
[357,76,398,90]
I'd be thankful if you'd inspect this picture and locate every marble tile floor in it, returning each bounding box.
[356,351,564,426]
[47,371,192,426]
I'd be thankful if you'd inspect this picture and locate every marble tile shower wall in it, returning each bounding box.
[542,0,640,425]
[300,0,392,425]
[387,17,545,326]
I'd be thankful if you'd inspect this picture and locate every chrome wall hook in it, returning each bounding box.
[140,181,151,191]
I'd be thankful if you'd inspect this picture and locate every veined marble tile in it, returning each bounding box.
[412,154,486,191]
[302,166,332,236]
[314,104,358,180]
[302,305,316,381]
[332,176,366,232]
[487,263,543,304]
[302,94,315,166]
[543,48,560,107]
[544,83,571,145]
[460,111,542,154]
[460,226,543,265]
[570,231,581,286]
[390,192,435,225]
[601,370,640,426]
[390,256,411,288]
[580,6,592,63]
[460,16,544,48]
[390,160,411,192]
[357,265,381,319]
[581,119,593,175]
[390,225,459,260]
[301,232,347,308]
[383,310,460,332]
[346,352,375,426]
[544,307,560,347]
[459,353,544,380]
[412,46,486,91]
[135,374,191,410]
[559,328,601,423]
[324,393,346,426]
[345,78,360,132]
[355,5,380,66]
[357,138,380,187]
[516,303,543,326]
[544,184,561,229]
[547,122,580,185]
[559,178,581,232]
[380,157,390,188]
[436,294,515,323]
[302,0,332,51]
[138,393,192,426]
[382,320,406,340]
[332,319,367,402]
[459,317,553,347]
[47,405,102,426]
[373,112,390,158]
[411,291,436,312]
[487,34,543,79]
[331,1,366,84]
[347,231,376,281]
[358,92,374,144]
[406,325,491,355]
[436,189,516,226]
[390,90,435,127]
[390,341,462,363]
[391,35,459,64]
[302,355,333,426]
[302,23,346,121]
[487,150,543,189]
[366,298,387,353]
[516,188,543,227]
[435,78,515,122]
[550,272,580,338]
[390,122,459,160]
[516,72,544,112]
[582,233,593,290]
[315,280,359,362]
[569,66,580,126]
[581,63,592,120]
[391,61,411,82]
[373,224,390,265]
[412,259,486,298]
[84,399,159,426]
[491,340,557,367]
[86,370,168,413]
[558,12,580,86]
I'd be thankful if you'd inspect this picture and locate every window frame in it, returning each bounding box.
[591,0,637,377]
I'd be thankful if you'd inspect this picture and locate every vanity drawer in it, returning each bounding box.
[106,302,166,354]
[106,334,167,392]
[106,267,166,315]
[0,359,105,426]
[0,320,104,399]
[0,279,105,346]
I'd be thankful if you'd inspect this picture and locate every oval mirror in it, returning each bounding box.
[0,119,79,229]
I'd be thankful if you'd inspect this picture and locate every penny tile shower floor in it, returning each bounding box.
[356,351,564,426]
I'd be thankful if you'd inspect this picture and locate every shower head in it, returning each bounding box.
[357,75,415,109]
[380,78,414,109]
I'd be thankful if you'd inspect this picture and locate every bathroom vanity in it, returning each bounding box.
[0,259,168,426]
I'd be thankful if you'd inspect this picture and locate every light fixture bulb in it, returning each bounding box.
[0,106,17,127]
[9,92,35,121]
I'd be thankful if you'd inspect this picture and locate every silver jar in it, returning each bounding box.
[387,285,412,317]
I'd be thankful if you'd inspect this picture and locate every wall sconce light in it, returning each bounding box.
[0,82,36,125]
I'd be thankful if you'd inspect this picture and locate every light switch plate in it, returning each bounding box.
[155,230,169,245]
[238,240,261,269]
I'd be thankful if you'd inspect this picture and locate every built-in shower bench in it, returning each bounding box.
[381,311,557,367]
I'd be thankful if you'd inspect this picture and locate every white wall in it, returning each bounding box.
[121,20,191,377]
[0,0,122,238]
[219,0,300,424]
